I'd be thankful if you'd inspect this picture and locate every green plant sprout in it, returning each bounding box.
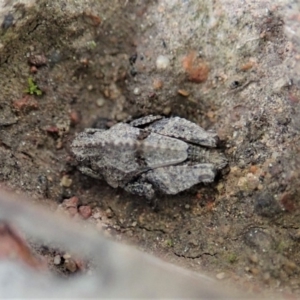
[24,77,42,96]
[87,40,97,50]
[165,239,174,247]
[227,253,238,264]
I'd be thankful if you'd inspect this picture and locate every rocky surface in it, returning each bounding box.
[0,0,300,297]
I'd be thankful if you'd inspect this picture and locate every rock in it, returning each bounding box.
[13,96,39,113]
[156,55,170,69]
[96,98,105,107]
[152,79,163,90]
[254,192,282,217]
[69,110,80,126]
[28,54,47,67]
[105,208,113,218]
[177,89,190,97]
[182,51,209,83]
[60,175,73,188]
[133,87,140,95]
[237,173,259,191]
[64,258,77,273]
[243,227,274,252]
[216,272,226,280]
[53,255,61,265]
[79,205,92,219]
[62,196,79,208]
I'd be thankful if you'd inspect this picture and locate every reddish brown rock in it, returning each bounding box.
[79,205,92,219]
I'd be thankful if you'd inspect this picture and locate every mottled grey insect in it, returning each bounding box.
[71,115,227,200]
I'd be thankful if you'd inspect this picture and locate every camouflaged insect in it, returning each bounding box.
[71,115,227,199]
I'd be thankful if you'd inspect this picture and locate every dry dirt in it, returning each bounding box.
[0,0,300,297]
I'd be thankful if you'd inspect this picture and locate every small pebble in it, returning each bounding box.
[250,267,260,275]
[249,165,258,174]
[163,106,171,115]
[216,272,226,280]
[156,55,170,70]
[263,272,270,284]
[240,61,255,71]
[64,258,77,273]
[45,126,59,134]
[105,208,113,218]
[13,96,38,112]
[133,87,140,95]
[182,51,209,83]
[62,196,78,208]
[216,237,224,244]
[206,110,215,120]
[30,66,38,73]
[152,78,163,90]
[115,112,128,121]
[60,175,72,187]
[96,98,105,107]
[56,140,63,150]
[177,89,189,97]
[80,57,89,66]
[48,50,62,66]
[28,54,47,67]
[63,253,71,259]
[237,173,259,191]
[254,192,282,217]
[273,77,290,93]
[53,255,61,265]
[283,260,297,275]
[70,110,80,126]
[249,254,258,264]
[79,205,92,219]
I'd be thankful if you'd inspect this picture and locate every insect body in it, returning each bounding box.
[71,116,227,199]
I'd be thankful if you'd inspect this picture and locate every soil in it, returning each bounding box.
[0,0,300,297]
